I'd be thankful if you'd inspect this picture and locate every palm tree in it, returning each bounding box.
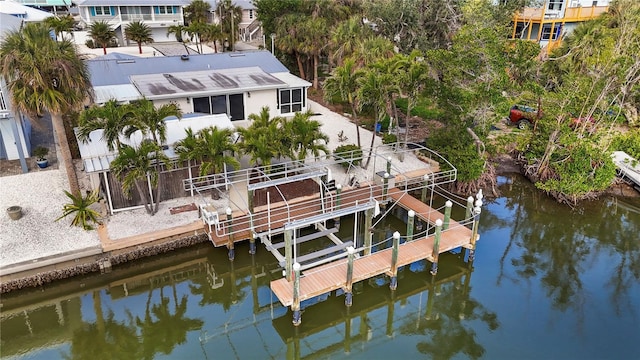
[284,111,329,161]
[56,189,102,230]
[126,99,182,146]
[88,21,116,55]
[77,99,134,151]
[185,21,207,54]
[200,23,223,53]
[238,107,286,171]
[323,58,363,147]
[125,21,153,54]
[0,22,93,196]
[167,24,186,43]
[184,0,211,24]
[399,50,431,148]
[216,0,242,50]
[357,67,392,168]
[195,126,240,175]
[300,17,329,89]
[126,99,182,213]
[110,141,170,215]
[329,16,370,67]
[44,14,75,42]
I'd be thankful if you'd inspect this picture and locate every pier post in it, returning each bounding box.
[285,229,293,281]
[335,184,342,228]
[292,262,302,326]
[469,205,482,261]
[383,172,390,200]
[226,207,234,261]
[443,200,452,230]
[390,231,400,290]
[345,246,355,306]
[407,210,415,241]
[386,156,392,175]
[248,189,254,213]
[465,196,474,220]
[364,208,373,255]
[430,219,443,275]
[249,234,256,255]
[421,174,430,203]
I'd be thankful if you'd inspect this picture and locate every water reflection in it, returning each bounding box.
[2,175,640,359]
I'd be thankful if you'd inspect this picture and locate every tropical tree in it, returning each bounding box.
[167,24,187,43]
[175,126,240,177]
[398,50,432,148]
[56,189,102,230]
[125,21,154,54]
[323,58,363,147]
[329,16,371,67]
[88,21,116,55]
[126,99,182,146]
[44,14,75,42]
[0,22,93,196]
[110,141,171,215]
[185,21,207,54]
[200,23,223,53]
[239,107,286,171]
[77,99,134,151]
[283,111,329,161]
[216,0,242,50]
[184,0,211,24]
[356,66,394,168]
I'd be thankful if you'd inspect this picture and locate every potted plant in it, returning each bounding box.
[33,146,49,168]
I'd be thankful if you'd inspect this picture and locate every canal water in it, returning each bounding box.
[1,174,639,359]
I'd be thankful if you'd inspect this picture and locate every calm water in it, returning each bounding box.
[2,174,639,359]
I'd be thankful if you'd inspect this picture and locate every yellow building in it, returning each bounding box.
[511,0,609,52]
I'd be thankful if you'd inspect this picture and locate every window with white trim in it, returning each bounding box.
[93,6,112,16]
[541,23,562,40]
[279,88,304,114]
[156,6,175,14]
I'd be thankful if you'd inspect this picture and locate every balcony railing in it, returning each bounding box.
[119,13,182,23]
[515,5,608,22]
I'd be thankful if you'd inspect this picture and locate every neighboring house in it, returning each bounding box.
[79,50,310,212]
[10,0,71,14]
[75,0,190,45]
[0,12,32,165]
[511,0,610,52]
[86,50,311,125]
[208,0,262,42]
[0,0,55,22]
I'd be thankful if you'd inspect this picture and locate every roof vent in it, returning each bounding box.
[181,55,189,61]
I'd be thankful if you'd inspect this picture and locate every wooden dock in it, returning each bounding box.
[270,191,477,307]
[205,184,383,247]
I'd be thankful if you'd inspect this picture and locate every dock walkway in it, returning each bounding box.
[270,191,476,307]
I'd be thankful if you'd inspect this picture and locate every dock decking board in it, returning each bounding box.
[270,191,477,307]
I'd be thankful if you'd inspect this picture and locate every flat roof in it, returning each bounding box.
[130,67,286,99]
[87,51,290,87]
[77,0,190,6]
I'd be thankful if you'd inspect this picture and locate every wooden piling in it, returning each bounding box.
[386,156,392,175]
[421,174,430,203]
[443,200,452,230]
[249,234,256,255]
[430,219,443,275]
[407,210,415,241]
[292,262,301,326]
[465,196,474,220]
[285,229,293,281]
[364,208,373,255]
[345,246,355,306]
[383,172,390,200]
[390,231,400,290]
[226,207,234,261]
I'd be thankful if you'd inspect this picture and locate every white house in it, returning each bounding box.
[75,0,190,45]
[79,50,311,211]
[86,50,311,126]
[0,0,55,22]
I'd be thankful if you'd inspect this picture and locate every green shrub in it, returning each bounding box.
[611,130,640,160]
[382,133,397,144]
[85,39,95,48]
[333,144,362,168]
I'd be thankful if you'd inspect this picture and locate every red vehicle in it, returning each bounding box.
[509,105,541,130]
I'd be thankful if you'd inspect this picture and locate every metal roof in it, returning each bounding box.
[271,72,312,88]
[77,0,190,6]
[94,84,142,103]
[130,66,285,99]
[87,51,290,87]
